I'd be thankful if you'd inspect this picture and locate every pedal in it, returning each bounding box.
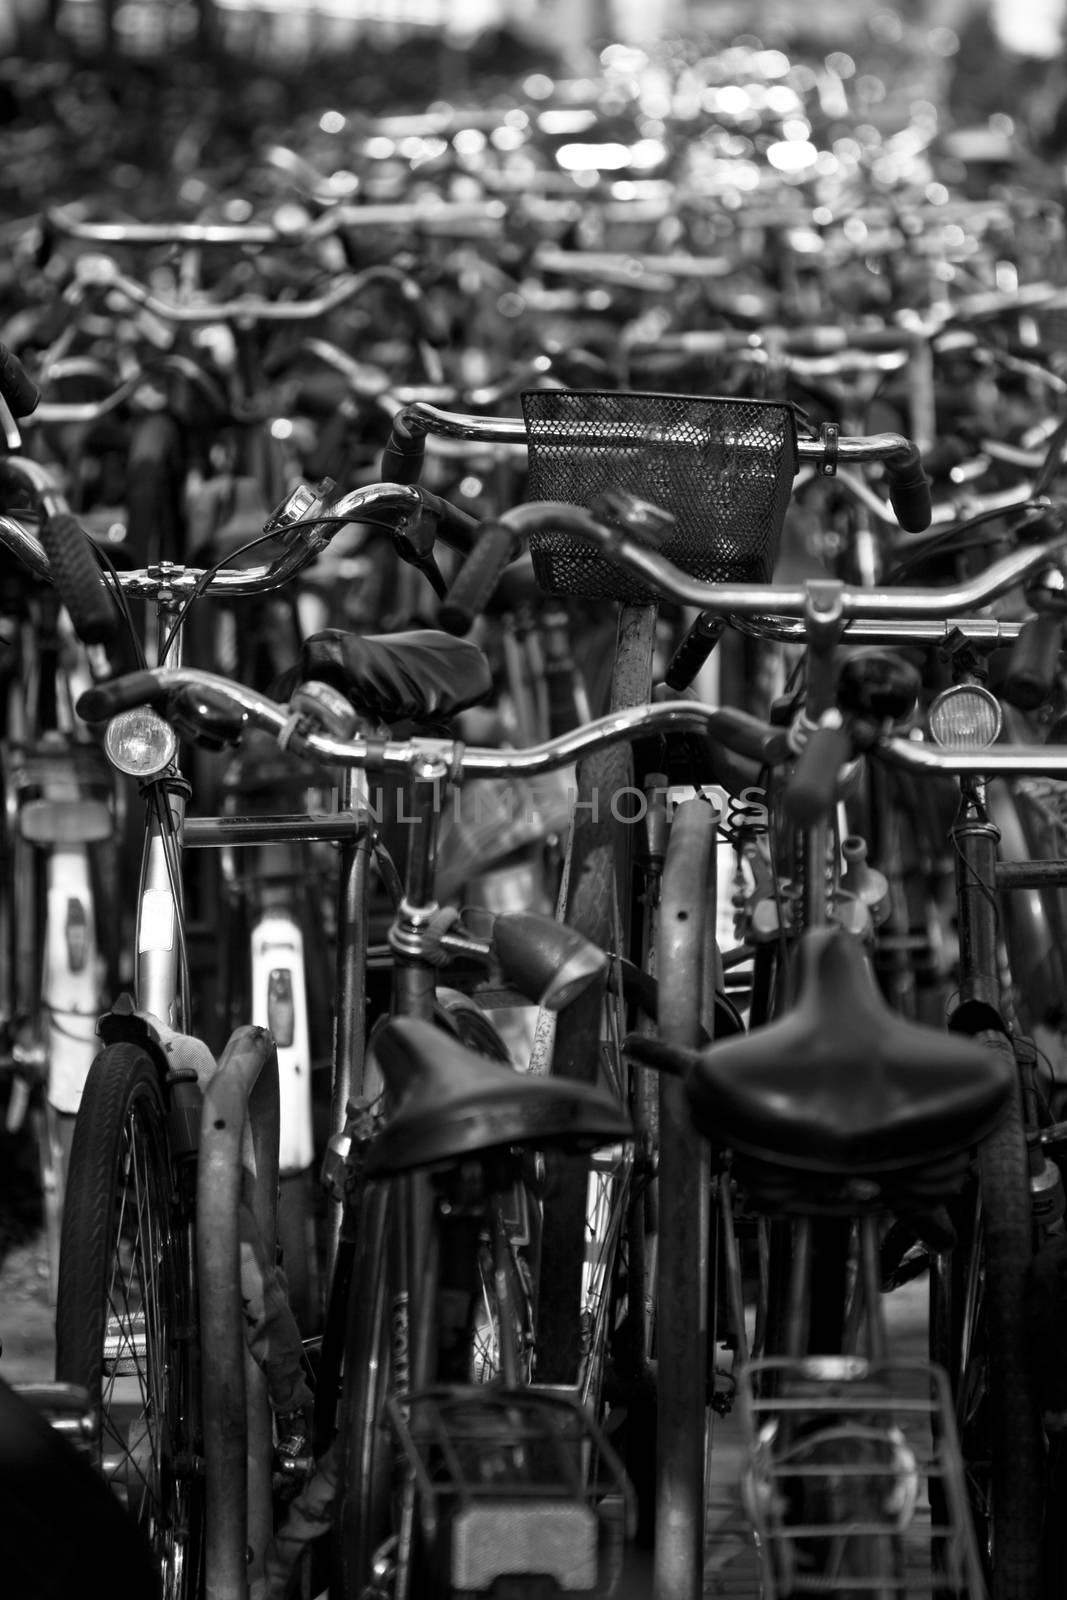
[12,1381,96,1455]
[275,1411,313,1479]
[103,1310,146,1375]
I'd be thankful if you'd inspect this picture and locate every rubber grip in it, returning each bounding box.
[1003,615,1064,710]
[783,724,854,827]
[39,512,117,647]
[664,621,719,691]
[438,521,520,636]
[432,496,478,556]
[707,707,787,765]
[380,426,426,485]
[0,342,41,418]
[885,443,932,533]
[76,670,167,723]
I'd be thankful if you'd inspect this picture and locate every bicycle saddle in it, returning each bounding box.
[683,928,1013,1173]
[366,1017,632,1176]
[276,628,492,723]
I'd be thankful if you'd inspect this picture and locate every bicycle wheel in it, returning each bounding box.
[536,605,655,1400]
[55,1041,202,1600]
[332,1030,538,1599]
[639,795,717,1578]
[929,1031,1044,1600]
[331,1172,393,1599]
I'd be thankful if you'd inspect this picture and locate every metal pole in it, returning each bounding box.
[654,796,716,1600]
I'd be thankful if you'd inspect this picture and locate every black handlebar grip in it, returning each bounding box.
[884,443,932,533]
[664,618,721,691]
[1003,615,1065,710]
[0,342,41,418]
[431,496,478,557]
[39,513,117,648]
[76,671,167,723]
[783,723,854,828]
[379,426,427,485]
[438,521,520,636]
[708,707,789,765]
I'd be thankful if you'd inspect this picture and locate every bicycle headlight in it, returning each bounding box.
[105,707,178,777]
[927,685,1002,750]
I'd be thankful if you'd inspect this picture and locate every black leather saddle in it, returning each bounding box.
[684,928,1012,1172]
[366,1017,632,1177]
[276,628,492,725]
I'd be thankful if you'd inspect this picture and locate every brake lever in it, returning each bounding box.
[389,497,453,600]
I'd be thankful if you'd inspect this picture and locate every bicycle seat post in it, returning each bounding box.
[799,582,847,931]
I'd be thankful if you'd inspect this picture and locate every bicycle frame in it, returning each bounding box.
[0,452,113,1297]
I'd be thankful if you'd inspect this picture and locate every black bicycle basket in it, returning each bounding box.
[521,389,798,603]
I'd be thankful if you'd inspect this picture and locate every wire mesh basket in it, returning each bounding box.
[521,389,798,603]
[738,1356,986,1598]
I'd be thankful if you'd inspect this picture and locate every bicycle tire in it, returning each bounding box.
[332,1000,535,1599]
[331,1176,395,1599]
[333,1187,542,1600]
[54,1041,203,1600]
[38,511,117,648]
[929,1031,1044,1600]
[313,992,517,1465]
[645,795,717,1575]
[125,412,187,570]
[536,707,645,1391]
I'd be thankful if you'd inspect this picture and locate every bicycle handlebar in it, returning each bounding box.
[73,664,1067,787]
[382,399,933,527]
[441,498,1055,634]
[75,669,721,774]
[44,199,507,249]
[66,259,435,330]
[0,482,457,612]
[623,323,926,356]
[23,354,232,428]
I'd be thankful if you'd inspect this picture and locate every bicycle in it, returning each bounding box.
[68,663,735,1599]
[524,499,1067,1599]
[75,523,1067,1600]
[73,614,900,1599]
[0,475,458,1587]
[11,472,638,1598]
[0,344,116,1296]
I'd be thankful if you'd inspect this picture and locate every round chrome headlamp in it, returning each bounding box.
[927,685,1003,750]
[104,707,178,777]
